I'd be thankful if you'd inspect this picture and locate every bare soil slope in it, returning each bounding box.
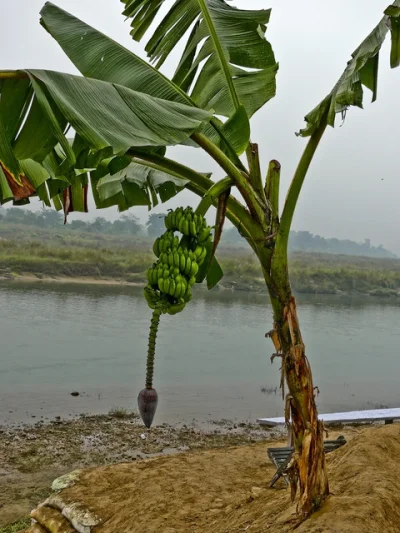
[20,424,400,532]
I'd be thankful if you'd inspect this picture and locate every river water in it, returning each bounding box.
[1,282,399,426]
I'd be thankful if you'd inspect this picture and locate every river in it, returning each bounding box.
[1,282,399,426]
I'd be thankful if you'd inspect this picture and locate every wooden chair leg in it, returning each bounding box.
[287,424,294,446]
[269,453,293,488]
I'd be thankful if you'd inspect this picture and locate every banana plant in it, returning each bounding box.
[1,0,400,520]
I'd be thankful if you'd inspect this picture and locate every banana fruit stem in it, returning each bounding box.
[146,307,162,389]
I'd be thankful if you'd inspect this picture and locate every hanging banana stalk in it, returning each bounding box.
[138,206,212,428]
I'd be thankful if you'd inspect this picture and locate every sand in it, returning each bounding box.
[0,414,279,529]
[18,423,400,533]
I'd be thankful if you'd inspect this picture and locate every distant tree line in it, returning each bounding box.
[0,208,396,258]
[0,208,143,236]
[289,231,396,258]
[0,209,172,239]
[222,227,396,258]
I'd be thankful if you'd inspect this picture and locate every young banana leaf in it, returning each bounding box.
[122,0,278,119]
[298,1,400,137]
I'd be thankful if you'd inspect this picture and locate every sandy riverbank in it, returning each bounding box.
[0,413,278,529]
[2,274,144,287]
[24,423,399,533]
[0,412,369,532]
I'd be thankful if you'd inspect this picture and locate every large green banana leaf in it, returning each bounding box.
[94,158,189,211]
[298,1,400,137]
[121,0,278,118]
[0,69,212,206]
[39,3,249,158]
[40,3,190,104]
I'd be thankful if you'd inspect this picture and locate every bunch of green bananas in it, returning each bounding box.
[140,207,213,428]
[144,206,211,315]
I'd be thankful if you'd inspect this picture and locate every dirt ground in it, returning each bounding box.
[4,418,400,532]
[0,413,281,529]
[27,423,400,533]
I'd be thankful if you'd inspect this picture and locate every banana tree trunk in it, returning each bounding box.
[258,246,329,517]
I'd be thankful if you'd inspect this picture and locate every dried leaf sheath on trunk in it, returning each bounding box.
[257,226,329,517]
[274,295,329,515]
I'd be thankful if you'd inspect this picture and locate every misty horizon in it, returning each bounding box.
[1,1,399,252]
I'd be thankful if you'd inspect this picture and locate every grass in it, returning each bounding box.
[217,251,400,296]
[260,386,278,396]
[0,519,31,533]
[0,239,151,280]
[1,228,400,296]
[108,407,138,419]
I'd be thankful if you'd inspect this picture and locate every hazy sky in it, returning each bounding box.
[1,1,400,253]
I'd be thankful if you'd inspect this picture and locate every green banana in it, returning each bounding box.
[163,277,170,295]
[197,247,207,265]
[184,287,192,302]
[175,210,183,230]
[164,213,171,230]
[190,260,199,277]
[197,226,211,243]
[182,218,189,236]
[153,238,160,257]
[181,277,187,297]
[169,279,176,297]
[196,213,205,229]
[193,245,203,259]
[179,283,186,299]
[179,253,186,273]
[174,281,182,299]
[178,216,185,234]
[189,220,197,237]
[184,256,192,276]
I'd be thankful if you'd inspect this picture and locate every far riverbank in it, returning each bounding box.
[1,242,400,297]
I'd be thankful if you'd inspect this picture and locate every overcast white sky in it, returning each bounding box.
[1,1,400,253]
